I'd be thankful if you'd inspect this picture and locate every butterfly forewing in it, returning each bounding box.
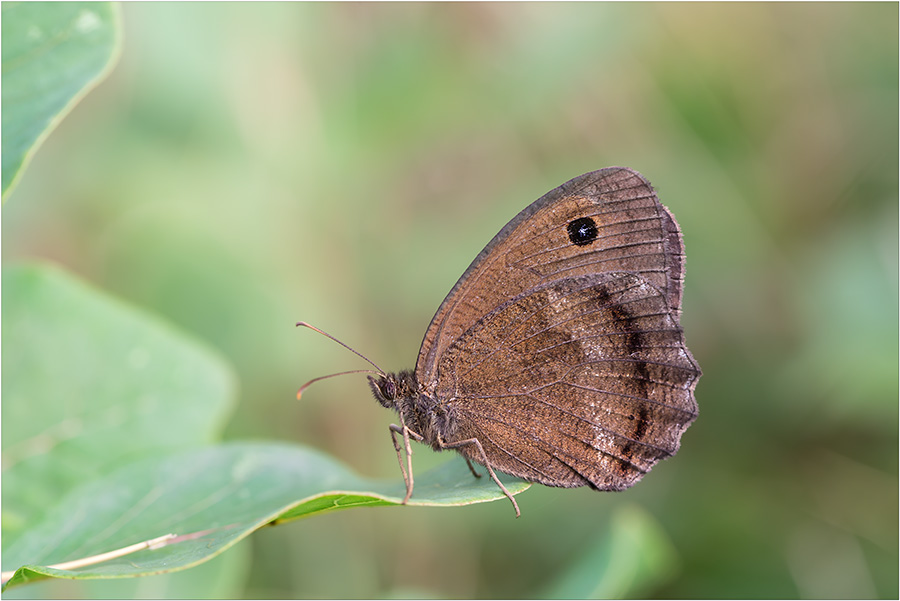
[416,167,687,385]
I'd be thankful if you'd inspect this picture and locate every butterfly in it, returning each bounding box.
[301,167,701,517]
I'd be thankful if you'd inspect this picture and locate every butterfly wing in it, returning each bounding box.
[415,167,688,387]
[414,167,699,489]
[437,272,700,489]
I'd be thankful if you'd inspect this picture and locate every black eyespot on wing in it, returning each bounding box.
[567,217,598,246]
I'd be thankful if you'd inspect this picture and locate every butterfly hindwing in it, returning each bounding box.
[436,272,699,489]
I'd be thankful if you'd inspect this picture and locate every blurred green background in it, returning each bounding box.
[3,2,897,598]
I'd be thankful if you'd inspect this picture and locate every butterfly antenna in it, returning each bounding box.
[296,369,382,400]
[295,321,386,400]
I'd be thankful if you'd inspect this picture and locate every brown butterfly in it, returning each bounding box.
[300,167,700,517]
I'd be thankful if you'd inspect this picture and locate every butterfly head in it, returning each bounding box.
[368,374,397,408]
[368,370,418,410]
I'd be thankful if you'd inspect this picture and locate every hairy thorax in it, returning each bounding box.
[368,370,457,451]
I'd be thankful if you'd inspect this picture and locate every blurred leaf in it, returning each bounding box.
[781,215,898,426]
[1,443,530,591]
[544,505,678,599]
[1,1,121,200]
[383,587,443,600]
[1,263,236,549]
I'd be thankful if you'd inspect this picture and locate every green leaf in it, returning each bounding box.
[1,262,529,593]
[1,1,121,200]
[544,504,678,599]
[2,442,530,591]
[1,263,236,549]
[1,541,251,600]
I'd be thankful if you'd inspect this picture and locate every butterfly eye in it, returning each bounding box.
[567,217,598,246]
[383,379,397,399]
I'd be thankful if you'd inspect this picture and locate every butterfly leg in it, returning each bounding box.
[442,437,521,518]
[464,458,482,479]
[389,421,423,505]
